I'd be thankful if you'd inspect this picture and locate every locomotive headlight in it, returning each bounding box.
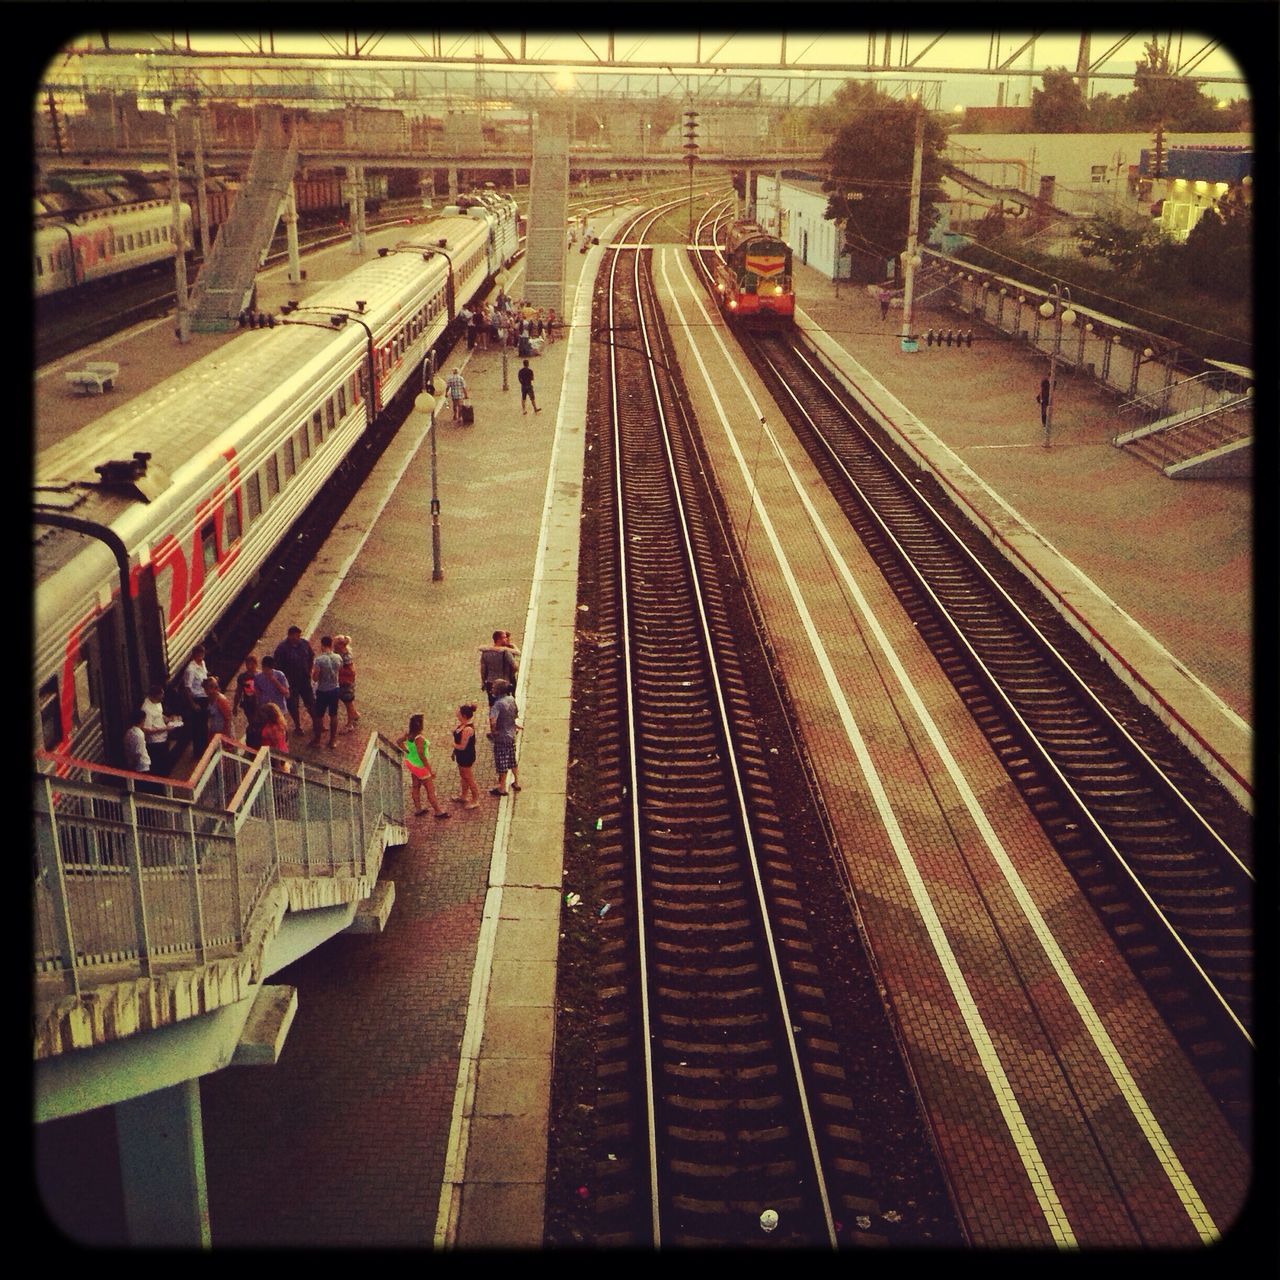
[728,299,737,310]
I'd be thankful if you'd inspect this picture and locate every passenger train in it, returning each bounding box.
[34,199,194,299]
[713,219,795,325]
[34,193,519,768]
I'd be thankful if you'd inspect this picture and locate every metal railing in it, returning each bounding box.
[33,732,406,998]
[1115,368,1253,432]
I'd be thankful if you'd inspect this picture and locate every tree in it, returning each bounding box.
[1030,68,1088,132]
[1182,196,1251,292]
[821,91,947,279]
[1130,40,1215,131]
[1072,212,1166,275]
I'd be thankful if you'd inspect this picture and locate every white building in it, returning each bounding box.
[752,173,852,281]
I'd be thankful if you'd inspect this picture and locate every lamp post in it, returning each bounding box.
[407,367,443,581]
[1037,284,1076,448]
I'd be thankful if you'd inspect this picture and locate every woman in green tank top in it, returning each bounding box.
[396,713,449,819]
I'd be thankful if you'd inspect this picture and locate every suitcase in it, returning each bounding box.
[460,401,475,426]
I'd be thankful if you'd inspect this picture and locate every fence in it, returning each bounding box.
[33,732,405,998]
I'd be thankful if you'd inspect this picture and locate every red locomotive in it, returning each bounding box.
[713,220,795,325]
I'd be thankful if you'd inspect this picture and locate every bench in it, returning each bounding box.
[64,361,120,395]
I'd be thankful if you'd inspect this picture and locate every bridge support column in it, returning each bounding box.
[447,167,459,201]
[116,1080,210,1247]
[346,163,367,255]
[283,181,302,284]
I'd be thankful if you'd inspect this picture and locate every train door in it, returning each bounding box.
[802,230,809,266]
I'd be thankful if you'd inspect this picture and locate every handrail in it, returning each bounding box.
[33,732,407,1009]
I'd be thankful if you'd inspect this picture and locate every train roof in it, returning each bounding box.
[35,216,488,584]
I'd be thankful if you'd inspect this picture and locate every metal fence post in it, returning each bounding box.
[35,777,80,996]
[123,791,153,977]
[185,807,207,963]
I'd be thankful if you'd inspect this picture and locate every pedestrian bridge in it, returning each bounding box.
[33,733,408,1244]
[34,732,405,1089]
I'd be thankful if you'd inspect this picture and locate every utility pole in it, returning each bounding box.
[166,97,190,344]
[899,100,925,353]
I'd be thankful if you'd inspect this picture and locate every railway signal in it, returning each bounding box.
[683,109,700,242]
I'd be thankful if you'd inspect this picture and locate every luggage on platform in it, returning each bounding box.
[460,400,475,426]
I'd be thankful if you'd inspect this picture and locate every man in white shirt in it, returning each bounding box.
[141,683,172,776]
[123,709,151,774]
[182,645,210,755]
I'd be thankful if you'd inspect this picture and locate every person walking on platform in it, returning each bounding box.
[518,359,542,415]
[273,625,316,735]
[877,287,892,320]
[181,644,210,755]
[480,630,520,706]
[334,635,360,731]
[1036,377,1052,432]
[451,704,482,808]
[488,680,522,796]
[445,368,469,422]
[397,713,450,819]
[310,635,343,749]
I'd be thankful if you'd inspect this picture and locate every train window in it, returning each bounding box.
[155,561,176,622]
[325,400,336,433]
[311,408,324,446]
[265,455,280,499]
[127,234,135,251]
[200,520,218,577]
[73,658,94,729]
[336,386,346,419]
[295,424,309,463]
[356,368,368,405]
[223,488,242,542]
[35,257,42,278]
[245,470,262,521]
[281,437,296,483]
[38,677,60,751]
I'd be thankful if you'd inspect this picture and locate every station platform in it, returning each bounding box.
[791,261,1252,807]
[36,221,1252,1248]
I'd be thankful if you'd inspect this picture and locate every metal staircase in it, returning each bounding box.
[1113,370,1253,478]
[33,731,406,1058]
[189,106,299,332]
[523,105,570,314]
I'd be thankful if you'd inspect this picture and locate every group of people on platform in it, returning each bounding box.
[123,628,361,785]
[122,625,524,821]
[396,629,523,819]
[459,293,558,361]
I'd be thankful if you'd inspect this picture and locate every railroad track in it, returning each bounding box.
[718,318,1254,1141]
[554,207,961,1248]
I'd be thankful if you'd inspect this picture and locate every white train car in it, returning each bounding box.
[34,199,194,298]
[35,205,516,767]
[442,190,520,279]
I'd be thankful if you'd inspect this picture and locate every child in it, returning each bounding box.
[396,713,449,819]
[334,635,360,730]
[451,704,481,809]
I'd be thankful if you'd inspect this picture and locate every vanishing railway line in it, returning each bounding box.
[554,205,961,1248]
[719,316,1254,1142]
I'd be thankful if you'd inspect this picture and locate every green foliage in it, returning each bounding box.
[1072,213,1166,275]
[1130,40,1217,129]
[1183,199,1252,291]
[954,229,1251,364]
[820,88,947,275]
[1030,68,1089,132]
